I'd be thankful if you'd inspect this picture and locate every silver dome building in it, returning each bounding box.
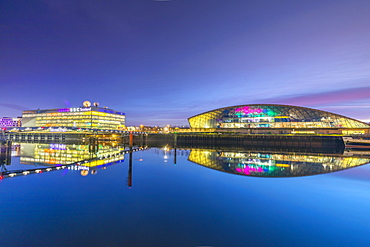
[188,104,369,135]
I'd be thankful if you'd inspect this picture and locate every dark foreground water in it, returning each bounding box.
[1,146,370,247]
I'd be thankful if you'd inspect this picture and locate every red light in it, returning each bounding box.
[0,175,3,180]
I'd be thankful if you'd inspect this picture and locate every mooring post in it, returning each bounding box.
[127,150,133,188]
[173,133,177,164]
[140,133,144,147]
[5,140,12,166]
[143,133,147,146]
[174,147,177,165]
[129,132,133,148]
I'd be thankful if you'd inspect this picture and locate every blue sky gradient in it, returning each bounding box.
[1,0,370,125]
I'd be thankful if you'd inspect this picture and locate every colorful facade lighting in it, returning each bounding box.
[22,101,125,130]
[188,104,370,129]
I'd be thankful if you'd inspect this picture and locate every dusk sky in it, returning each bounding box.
[1,0,370,126]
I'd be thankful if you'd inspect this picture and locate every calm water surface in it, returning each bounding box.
[1,145,370,247]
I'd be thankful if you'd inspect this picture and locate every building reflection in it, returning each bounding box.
[6,140,370,180]
[20,142,124,166]
[188,148,370,177]
[0,140,145,184]
[16,141,131,178]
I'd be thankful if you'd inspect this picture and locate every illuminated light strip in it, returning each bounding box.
[291,131,315,134]
[235,166,264,175]
[235,107,264,114]
[274,116,290,118]
[235,116,273,120]
[275,164,290,167]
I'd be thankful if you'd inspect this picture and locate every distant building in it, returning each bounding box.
[188,104,370,135]
[0,117,22,128]
[22,101,125,130]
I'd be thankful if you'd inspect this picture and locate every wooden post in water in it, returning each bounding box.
[140,133,144,147]
[127,148,133,188]
[5,140,12,166]
[174,133,177,165]
[129,132,134,148]
[142,133,147,146]
[0,140,12,166]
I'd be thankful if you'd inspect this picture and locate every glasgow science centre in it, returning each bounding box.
[187,104,370,135]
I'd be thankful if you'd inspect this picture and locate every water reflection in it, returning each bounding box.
[0,141,145,181]
[3,140,370,179]
[188,148,370,177]
[20,142,124,166]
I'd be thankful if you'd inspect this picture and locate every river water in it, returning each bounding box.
[1,143,370,246]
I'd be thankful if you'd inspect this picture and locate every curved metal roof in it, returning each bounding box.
[188,104,369,128]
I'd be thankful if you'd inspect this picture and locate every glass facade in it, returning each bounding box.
[188,104,370,129]
[0,117,22,128]
[22,106,125,130]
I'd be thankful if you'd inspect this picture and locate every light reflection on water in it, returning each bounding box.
[1,142,370,246]
[188,148,370,177]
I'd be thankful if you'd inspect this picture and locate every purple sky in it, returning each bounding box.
[1,0,370,126]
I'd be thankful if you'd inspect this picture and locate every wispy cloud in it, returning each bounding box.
[0,103,28,111]
[260,86,370,107]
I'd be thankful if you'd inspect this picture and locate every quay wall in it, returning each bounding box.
[2,132,346,153]
[141,133,345,152]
